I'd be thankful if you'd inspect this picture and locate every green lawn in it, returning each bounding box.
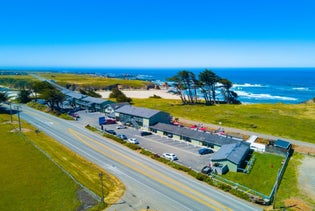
[221,152,283,196]
[0,115,80,210]
[132,98,315,143]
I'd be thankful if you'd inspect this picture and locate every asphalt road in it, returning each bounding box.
[12,105,261,211]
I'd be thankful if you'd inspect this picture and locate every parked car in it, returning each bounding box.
[116,125,127,129]
[106,119,116,124]
[201,166,212,175]
[127,138,139,144]
[162,153,178,161]
[140,131,152,136]
[198,148,214,155]
[117,134,127,140]
[105,129,116,135]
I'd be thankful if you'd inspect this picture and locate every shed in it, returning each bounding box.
[274,139,291,150]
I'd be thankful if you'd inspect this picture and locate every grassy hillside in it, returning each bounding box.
[0,113,124,210]
[38,73,151,89]
[132,98,315,143]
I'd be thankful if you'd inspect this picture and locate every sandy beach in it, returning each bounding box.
[97,89,180,99]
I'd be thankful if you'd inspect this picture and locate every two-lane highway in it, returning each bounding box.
[16,105,261,211]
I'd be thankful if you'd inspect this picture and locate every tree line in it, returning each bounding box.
[0,81,66,111]
[167,69,240,105]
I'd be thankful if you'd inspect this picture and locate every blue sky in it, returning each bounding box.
[1,0,315,68]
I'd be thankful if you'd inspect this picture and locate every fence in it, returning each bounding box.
[210,151,291,205]
[211,173,270,202]
[268,151,291,205]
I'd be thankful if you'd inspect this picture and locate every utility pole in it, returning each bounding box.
[99,172,105,204]
[15,105,21,132]
[9,102,13,123]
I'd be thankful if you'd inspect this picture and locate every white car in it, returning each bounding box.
[127,138,139,144]
[116,125,127,129]
[162,153,178,161]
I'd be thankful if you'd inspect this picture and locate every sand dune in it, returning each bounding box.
[97,89,180,99]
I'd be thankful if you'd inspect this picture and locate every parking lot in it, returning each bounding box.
[76,110,213,172]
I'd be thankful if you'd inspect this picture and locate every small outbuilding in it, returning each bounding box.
[274,139,292,150]
[210,142,250,172]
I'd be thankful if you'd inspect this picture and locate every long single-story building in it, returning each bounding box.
[115,105,171,130]
[61,89,113,113]
[210,142,250,172]
[149,122,241,150]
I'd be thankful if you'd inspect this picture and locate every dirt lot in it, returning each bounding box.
[298,156,315,199]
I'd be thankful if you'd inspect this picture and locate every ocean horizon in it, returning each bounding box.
[1,67,315,104]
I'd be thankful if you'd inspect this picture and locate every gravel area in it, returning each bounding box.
[298,156,315,200]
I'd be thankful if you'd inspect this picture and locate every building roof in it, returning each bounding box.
[61,89,86,99]
[211,142,250,165]
[83,96,112,105]
[274,139,291,149]
[115,105,164,118]
[150,123,242,146]
[111,102,130,110]
[61,88,112,106]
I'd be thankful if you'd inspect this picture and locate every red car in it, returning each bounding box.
[106,119,116,124]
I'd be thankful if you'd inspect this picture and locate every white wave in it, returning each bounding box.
[233,83,265,88]
[235,91,297,101]
[292,87,309,91]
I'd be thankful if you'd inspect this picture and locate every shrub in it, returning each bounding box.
[85,125,98,132]
[59,113,74,120]
[140,149,154,156]
[149,94,161,99]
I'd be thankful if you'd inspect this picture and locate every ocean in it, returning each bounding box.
[6,67,315,104]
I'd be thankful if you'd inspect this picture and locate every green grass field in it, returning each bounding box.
[0,113,124,210]
[38,73,151,89]
[0,115,80,210]
[132,98,315,143]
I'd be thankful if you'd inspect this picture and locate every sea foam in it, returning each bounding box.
[233,83,265,88]
[235,91,297,101]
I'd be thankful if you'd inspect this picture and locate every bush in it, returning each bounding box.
[85,125,98,132]
[149,94,161,99]
[59,113,74,120]
[140,149,154,156]
[27,101,47,111]
[125,143,141,150]
[110,88,132,103]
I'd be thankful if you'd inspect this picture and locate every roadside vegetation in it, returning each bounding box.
[132,98,315,144]
[27,101,74,120]
[0,113,124,210]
